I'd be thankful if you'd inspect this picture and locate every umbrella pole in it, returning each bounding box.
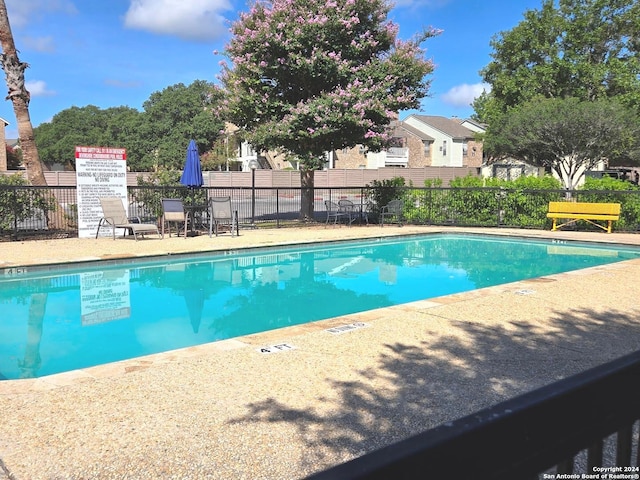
[187,187,197,237]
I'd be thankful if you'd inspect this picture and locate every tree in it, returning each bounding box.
[0,0,47,186]
[139,80,225,170]
[34,105,144,169]
[221,0,438,220]
[485,96,640,190]
[33,81,225,171]
[475,0,640,125]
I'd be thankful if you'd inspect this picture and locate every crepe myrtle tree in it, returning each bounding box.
[221,0,439,220]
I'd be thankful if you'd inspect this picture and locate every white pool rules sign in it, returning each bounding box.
[75,146,128,238]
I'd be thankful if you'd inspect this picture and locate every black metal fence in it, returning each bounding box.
[307,349,640,479]
[1,185,639,239]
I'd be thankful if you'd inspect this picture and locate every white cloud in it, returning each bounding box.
[124,0,232,42]
[6,0,77,28]
[26,80,55,97]
[441,83,490,108]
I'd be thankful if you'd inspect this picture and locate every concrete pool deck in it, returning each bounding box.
[1,225,640,479]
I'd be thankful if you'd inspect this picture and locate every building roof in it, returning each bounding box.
[409,115,476,140]
[460,118,487,131]
[389,120,434,141]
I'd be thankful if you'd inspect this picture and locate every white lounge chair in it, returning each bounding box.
[96,197,160,240]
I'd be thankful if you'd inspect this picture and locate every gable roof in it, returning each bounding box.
[409,115,476,140]
[389,120,434,142]
[460,118,486,131]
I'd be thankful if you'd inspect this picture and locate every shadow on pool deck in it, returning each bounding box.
[1,225,640,479]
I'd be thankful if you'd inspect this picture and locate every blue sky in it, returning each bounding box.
[1,0,544,139]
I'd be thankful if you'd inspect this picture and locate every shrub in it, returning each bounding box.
[133,169,207,220]
[0,174,57,231]
[579,177,640,230]
[363,177,406,222]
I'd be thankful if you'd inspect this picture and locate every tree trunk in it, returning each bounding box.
[299,168,315,221]
[0,0,47,187]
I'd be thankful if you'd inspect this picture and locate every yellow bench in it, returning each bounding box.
[547,201,621,233]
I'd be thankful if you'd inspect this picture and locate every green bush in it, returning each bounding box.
[363,177,407,222]
[579,177,640,230]
[0,174,57,231]
[133,169,207,220]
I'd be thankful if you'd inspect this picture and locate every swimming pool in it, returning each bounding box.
[1,233,639,380]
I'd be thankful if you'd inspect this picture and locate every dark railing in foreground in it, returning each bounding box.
[1,185,639,239]
[308,350,640,480]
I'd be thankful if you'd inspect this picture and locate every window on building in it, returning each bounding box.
[442,140,447,156]
[463,141,468,156]
[423,141,430,156]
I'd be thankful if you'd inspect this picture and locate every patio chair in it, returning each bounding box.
[208,196,239,237]
[96,197,160,240]
[338,199,358,226]
[380,199,404,227]
[161,198,189,238]
[325,200,348,226]
[361,201,374,226]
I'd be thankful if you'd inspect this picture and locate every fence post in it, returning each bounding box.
[276,188,280,228]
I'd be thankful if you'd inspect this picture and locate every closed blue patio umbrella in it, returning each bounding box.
[180,140,204,236]
[180,139,203,188]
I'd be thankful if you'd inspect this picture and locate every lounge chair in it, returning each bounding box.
[161,198,189,238]
[96,197,160,240]
[380,199,404,227]
[208,196,239,237]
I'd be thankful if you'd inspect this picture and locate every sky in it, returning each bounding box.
[1,0,545,139]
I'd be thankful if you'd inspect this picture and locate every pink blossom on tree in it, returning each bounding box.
[221,0,439,220]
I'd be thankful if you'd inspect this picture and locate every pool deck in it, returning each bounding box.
[1,225,640,479]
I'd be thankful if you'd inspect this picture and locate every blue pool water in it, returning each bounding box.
[1,234,639,380]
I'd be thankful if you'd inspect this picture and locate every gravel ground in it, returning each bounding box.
[1,225,640,479]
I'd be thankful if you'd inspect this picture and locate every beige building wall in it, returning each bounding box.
[463,139,483,168]
[333,136,437,170]
[333,146,367,169]
[406,136,432,168]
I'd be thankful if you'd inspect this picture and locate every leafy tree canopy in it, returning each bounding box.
[34,105,142,169]
[33,80,225,171]
[474,0,640,125]
[140,80,225,170]
[221,0,439,168]
[485,96,640,189]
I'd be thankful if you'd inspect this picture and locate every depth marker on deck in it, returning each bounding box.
[326,322,370,335]
[514,289,536,295]
[257,343,296,354]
